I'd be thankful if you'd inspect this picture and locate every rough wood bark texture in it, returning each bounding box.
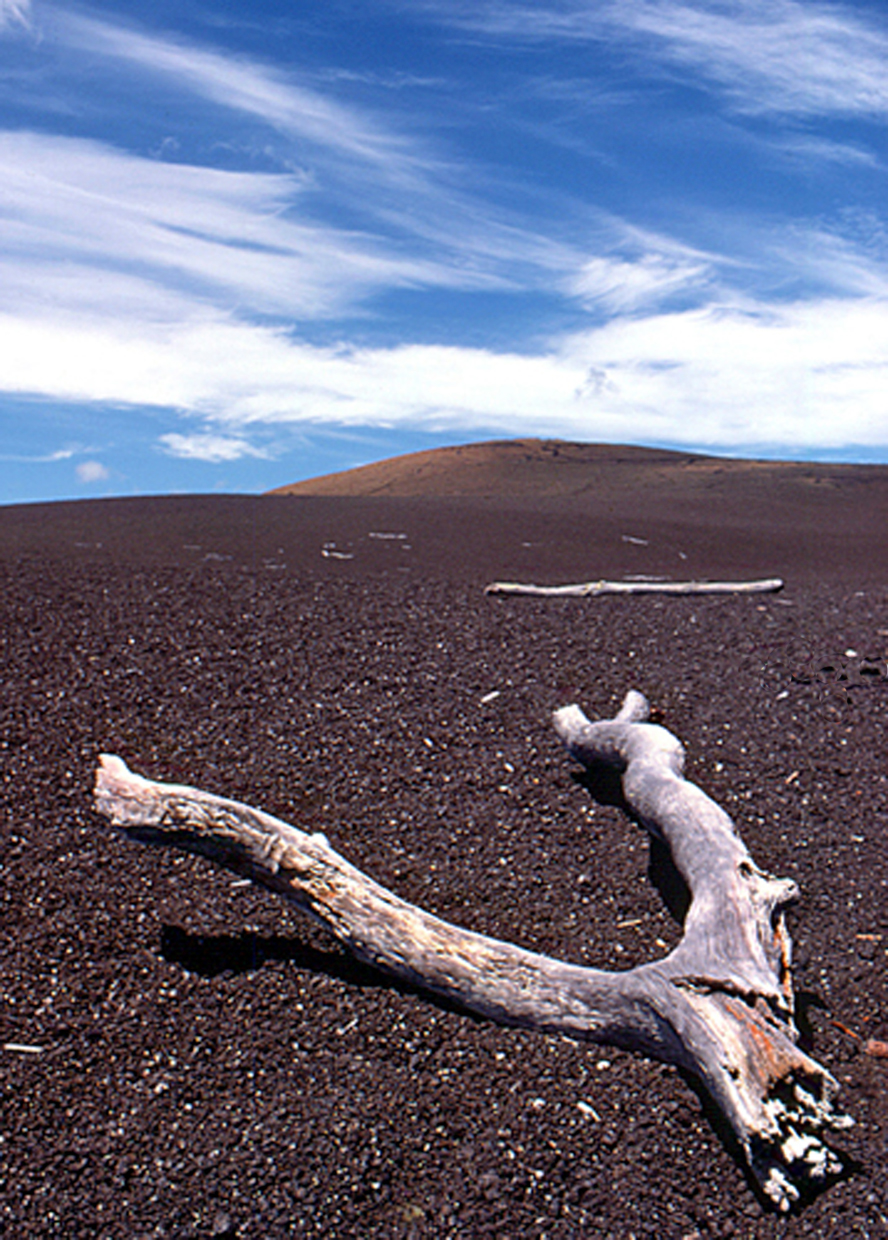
[93,690,850,1212]
[485,577,784,597]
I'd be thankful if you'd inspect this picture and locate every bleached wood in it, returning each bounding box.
[93,690,849,1211]
[485,577,783,597]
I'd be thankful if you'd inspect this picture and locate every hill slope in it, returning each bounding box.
[268,439,686,498]
[268,437,885,511]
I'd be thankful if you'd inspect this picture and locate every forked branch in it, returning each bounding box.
[93,690,850,1211]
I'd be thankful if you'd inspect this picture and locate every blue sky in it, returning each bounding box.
[2,0,888,502]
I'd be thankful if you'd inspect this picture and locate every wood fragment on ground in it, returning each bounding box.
[485,578,784,597]
[93,687,850,1213]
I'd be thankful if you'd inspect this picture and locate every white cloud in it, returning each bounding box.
[35,11,589,288]
[0,132,481,325]
[0,446,78,462]
[769,223,888,299]
[617,0,888,119]
[0,0,29,31]
[0,123,734,338]
[772,135,880,168]
[56,10,415,171]
[557,296,888,446]
[76,460,110,482]
[1,289,886,453]
[570,251,711,311]
[159,433,269,462]
[421,0,888,120]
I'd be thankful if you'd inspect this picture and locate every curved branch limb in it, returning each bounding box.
[553,698,796,1004]
[93,690,851,1212]
[93,756,684,1053]
[553,695,852,1207]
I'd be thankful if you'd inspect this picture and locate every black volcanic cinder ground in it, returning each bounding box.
[2,441,887,1238]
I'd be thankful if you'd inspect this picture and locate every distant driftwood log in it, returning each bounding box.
[485,578,784,597]
[94,689,849,1212]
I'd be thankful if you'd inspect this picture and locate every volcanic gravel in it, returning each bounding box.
[1,491,887,1239]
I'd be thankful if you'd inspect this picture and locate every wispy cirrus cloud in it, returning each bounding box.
[0,130,482,326]
[15,9,595,293]
[618,0,888,119]
[0,0,29,31]
[53,9,416,170]
[569,250,711,312]
[768,221,888,299]
[770,134,881,169]
[23,1,883,323]
[0,446,78,463]
[414,0,888,120]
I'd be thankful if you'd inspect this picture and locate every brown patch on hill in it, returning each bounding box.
[268,437,883,505]
[269,439,682,498]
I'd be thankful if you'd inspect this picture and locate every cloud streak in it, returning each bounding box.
[2,288,886,453]
[55,9,416,170]
[47,9,604,287]
[0,0,29,31]
[416,0,888,120]
[0,131,487,325]
[0,446,78,463]
[569,249,712,312]
[620,0,888,118]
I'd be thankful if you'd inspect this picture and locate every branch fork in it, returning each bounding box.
[93,690,851,1211]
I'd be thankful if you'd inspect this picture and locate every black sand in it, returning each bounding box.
[2,452,887,1237]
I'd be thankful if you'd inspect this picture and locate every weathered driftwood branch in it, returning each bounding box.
[93,690,849,1211]
[485,577,784,597]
